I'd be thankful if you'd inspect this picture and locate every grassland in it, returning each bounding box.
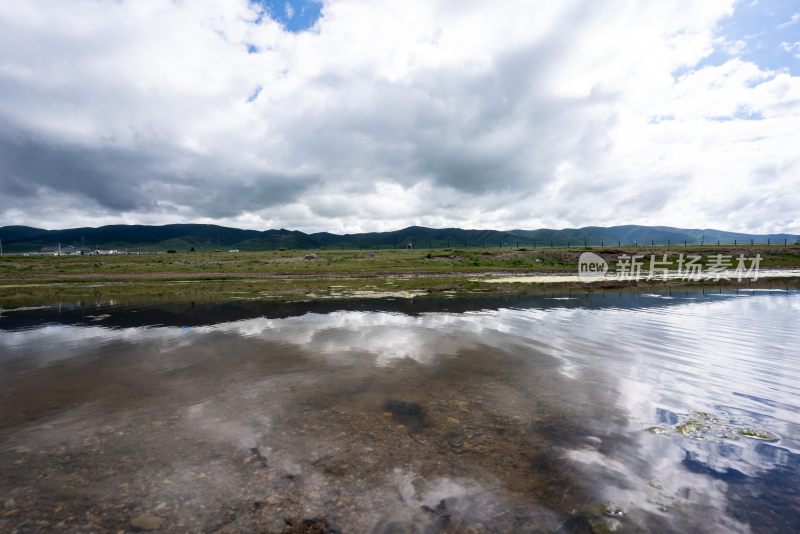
[1,245,799,306]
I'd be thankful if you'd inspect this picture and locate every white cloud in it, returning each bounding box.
[777,12,800,29]
[782,41,800,58]
[0,0,798,233]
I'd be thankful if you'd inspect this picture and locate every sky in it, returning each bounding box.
[0,0,798,234]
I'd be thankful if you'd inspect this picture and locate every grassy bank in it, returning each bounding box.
[2,244,799,277]
[1,245,798,306]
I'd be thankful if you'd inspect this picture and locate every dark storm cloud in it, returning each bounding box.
[0,131,319,219]
[0,133,153,211]
[179,170,321,218]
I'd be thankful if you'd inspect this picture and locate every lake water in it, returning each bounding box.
[1,290,798,533]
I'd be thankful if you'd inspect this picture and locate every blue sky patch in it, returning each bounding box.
[247,85,263,103]
[710,107,765,122]
[252,0,322,33]
[699,0,800,75]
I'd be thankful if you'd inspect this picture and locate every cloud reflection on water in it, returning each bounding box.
[1,292,798,531]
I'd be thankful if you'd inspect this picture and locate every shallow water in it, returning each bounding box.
[1,290,798,532]
[477,267,800,283]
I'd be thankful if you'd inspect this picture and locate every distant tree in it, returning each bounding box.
[167,249,177,254]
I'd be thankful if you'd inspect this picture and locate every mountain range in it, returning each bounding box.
[0,224,797,253]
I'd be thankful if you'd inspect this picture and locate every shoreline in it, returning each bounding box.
[1,269,798,308]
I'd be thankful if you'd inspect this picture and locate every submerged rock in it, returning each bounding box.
[249,446,269,466]
[382,400,429,433]
[281,517,341,533]
[557,512,618,534]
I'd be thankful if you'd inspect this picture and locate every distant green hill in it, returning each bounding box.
[507,225,798,247]
[0,223,797,253]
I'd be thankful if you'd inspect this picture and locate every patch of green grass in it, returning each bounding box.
[2,245,798,278]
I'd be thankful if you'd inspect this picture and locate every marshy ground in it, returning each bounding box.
[1,245,799,307]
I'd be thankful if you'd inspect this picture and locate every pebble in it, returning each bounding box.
[131,514,163,530]
[602,502,625,518]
